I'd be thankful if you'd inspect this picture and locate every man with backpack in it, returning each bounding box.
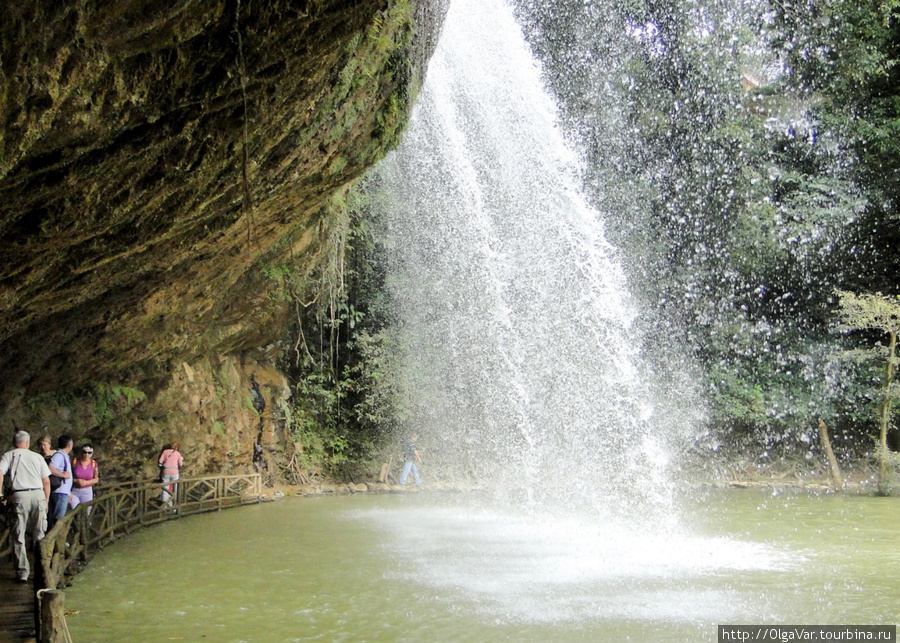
[48,434,73,529]
[0,431,51,582]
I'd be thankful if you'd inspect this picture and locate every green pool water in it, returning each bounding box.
[64,489,900,642]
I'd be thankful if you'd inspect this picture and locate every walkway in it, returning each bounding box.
[1,473,262,642]
[0,561,37,643]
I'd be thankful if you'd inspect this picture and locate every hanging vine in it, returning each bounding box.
[234,0,255,264]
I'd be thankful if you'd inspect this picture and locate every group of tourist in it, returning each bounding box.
[1,430,183,584]
[0,431,100,582]
[2,428,426,583]
[38,434,100,528]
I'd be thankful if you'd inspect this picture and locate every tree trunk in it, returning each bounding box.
[877,330,897,494]
[817,419,843,490]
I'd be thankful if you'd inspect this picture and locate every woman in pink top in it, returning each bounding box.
[158,441,184,505]
[69,444,99,512]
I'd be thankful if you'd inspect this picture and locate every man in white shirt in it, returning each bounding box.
[0,431,51,582]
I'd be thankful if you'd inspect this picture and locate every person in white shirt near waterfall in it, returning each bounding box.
[0,431,51,582]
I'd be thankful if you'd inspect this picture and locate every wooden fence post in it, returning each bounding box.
[110,493,118,544]
[38,589,67,643]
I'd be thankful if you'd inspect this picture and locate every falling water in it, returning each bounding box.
[58,3,900,638]
[372,0,683,516]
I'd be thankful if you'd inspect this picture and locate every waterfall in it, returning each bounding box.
[371,0,679,516]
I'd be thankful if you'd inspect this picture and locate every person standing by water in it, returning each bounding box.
[158,441,183,505]
[400,433,423,486]
[69,444,99,513]
[48,434,73,530]
[0,431,51,582]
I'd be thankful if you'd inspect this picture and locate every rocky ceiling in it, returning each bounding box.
[0,0,446,408]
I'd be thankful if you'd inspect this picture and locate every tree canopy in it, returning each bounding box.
[514,0,900,462]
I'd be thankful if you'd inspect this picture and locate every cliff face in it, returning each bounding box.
[0,0,446,479]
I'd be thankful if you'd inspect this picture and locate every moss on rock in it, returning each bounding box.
[0,0,448,475]
[0,0,445,400]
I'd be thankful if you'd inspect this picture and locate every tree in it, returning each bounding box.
[770,0,900,295]
[836,290,900,492]
[516,0,867,449]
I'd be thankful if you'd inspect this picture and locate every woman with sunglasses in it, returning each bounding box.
[69,444,99,512]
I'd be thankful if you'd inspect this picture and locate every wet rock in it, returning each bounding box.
[0,0,449,417]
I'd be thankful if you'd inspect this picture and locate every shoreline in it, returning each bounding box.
[256,467,892,501]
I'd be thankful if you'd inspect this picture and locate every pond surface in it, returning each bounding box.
[65,490,900,642]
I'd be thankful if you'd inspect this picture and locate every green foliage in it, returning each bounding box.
[513,0,900,458]
[281,390,340,471]
[113,385,147,406]
[26,389,77,414]
[873,440,900,490]
[707,366,767,423]
[835,289,900,488]
[92,384,147,427]
[343,328,407,428]
[242,389,257,414]
[24,382,146,436]
[375,90,407,150]
[271,177,405,477]
[836,290,900,336]
[304,0,415,163]
[328,434,350,466]
[770,0,900,294]
[328,156,348,176]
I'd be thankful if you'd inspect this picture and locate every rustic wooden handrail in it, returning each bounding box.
[15,473,263,641]
[0,511,10,562]
[0,480,141,561]
[39,473,262,589]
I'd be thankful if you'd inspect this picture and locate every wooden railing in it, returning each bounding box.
[39,473,262,589]
[0,509,10,561]
[1,474,262,642]
[0,479,151,562]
